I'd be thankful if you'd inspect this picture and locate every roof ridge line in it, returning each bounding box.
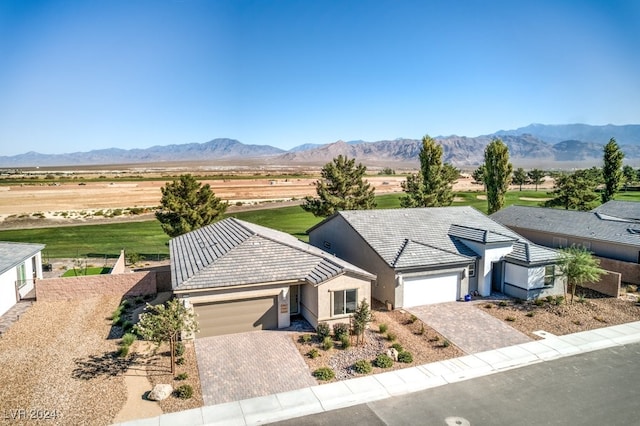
[405,238,476,260]
[392,239,410,268]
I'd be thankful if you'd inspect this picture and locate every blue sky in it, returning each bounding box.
[0,0,638,156]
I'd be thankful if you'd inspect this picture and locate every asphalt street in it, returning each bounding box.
[274,342,640,426]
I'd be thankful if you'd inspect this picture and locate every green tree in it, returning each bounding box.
[472,165,485,186]
[512,167,529,191]
[484,139,513,214]
[378,167,396,175]
[400,135,458,207]
[134,299,199,374]
[602,138,624,203]
[156,174,227,237]
[527,169,545,191]
[557,245,605,303]
[622,165,636,188]
[544,170,599,211]
[352,298,373,346]
[302,155,376,217]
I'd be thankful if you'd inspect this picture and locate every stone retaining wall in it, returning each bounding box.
[36,271,157,301]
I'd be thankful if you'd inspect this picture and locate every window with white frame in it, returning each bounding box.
[468,262,476,278]
[544,265,555,286]
[17,263,27,288]
[333,289,357,316]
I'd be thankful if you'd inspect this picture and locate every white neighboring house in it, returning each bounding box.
[0,242,45,317]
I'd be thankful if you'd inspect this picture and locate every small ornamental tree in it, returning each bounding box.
[134,299,199,374]
[351,299,373,346]
[557,246,605,303]
[512,168,528,191]
[302,155,376,217]
[527,169,545,191]
[156,174,228,237]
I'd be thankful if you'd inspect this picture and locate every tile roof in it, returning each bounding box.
[491,205,640,247]
[313,207,556,268]
[592,200,640,222]
[0,242,45,275]
[170,218,374,290]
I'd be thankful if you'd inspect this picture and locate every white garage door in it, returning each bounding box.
[403,274,459,307]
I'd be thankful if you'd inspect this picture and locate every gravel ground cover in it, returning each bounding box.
[478,287,640,338]
[294,303,463,382]
[0,296,127,425]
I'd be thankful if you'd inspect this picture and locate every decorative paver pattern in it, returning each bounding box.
[0,300,33,335]
[408,301,532,354]
[195,330,317,405]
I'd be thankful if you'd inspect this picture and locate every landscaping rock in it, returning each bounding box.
[387,347,399,361]
[148,384,173,401]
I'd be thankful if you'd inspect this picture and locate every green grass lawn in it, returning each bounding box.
[62,267,112,277]
[2,190,639,259]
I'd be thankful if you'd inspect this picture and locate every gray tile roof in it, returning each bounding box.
[0,242,45,275]
[592,200,640,222]
[315,207,556,268]
[170,218,374,291]
[491,205,640,247]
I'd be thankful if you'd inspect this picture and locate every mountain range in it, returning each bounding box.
[1,124,639,168]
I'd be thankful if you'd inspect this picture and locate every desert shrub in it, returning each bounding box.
[175,384,193,399]
[340,334,351,349]
[498,300,508,307]
[176,373,188,381]
[176,357,185,365]
[627,284,638,293]
[391,343,403,352]
[407,314,418,324]
[573,320,582,325]
[316,322,331,340]
[534,298,545,306]
[577,294,587,304]
[386,332,397,342]
[313,367,335,381]
[307,348,319,359]
[118,345,130,358]
[299,334,312,344]
[546,295,554,303]
[122,333,137,346]
[514,298,524,305]
[417,324,425,335]
[505,316,516,322]
[398,351,413,363]
[121,299,131,309]
[373,353,393,368]
[593,316,606,323]
[134,296,144,305]
[112,208,123,216]
[483,303,493,309]
[354,359,372,374]
[378,323,388,333]
[322,336,334,351]
[111,305,124,324]
[429,335,440,342]
[174,342,185,357]
[333,323,350,339]
[442,339,451,348]
[121,320,134,333]
[526,311,535,317]
[553,296,565,306]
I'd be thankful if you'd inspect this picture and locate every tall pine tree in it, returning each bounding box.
[602,137,624,203]
[484,139,513,214]
[400,135,458,207]
[302,155,376,217]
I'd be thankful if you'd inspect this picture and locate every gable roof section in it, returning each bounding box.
[491,205,640,247]
[170,218,374,291]
[311,207,555,269]
[0,242,45,275]
[592,201,640,222]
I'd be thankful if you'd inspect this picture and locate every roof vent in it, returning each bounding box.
[627,228,640,235]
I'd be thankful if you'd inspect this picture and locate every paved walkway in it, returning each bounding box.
[195,331,317,405]
[408,301,532,354]
[114,321,640,426]
[0,300,33,336]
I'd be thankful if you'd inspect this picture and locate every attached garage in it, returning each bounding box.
[403,273,459,307]
[194,296,278,338]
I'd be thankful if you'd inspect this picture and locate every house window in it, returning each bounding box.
[544,265,555,286]
[468,262,476,278]
[17,263,27,288]
[333,289,357,316]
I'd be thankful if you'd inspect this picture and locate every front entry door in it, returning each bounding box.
[289,285,300,315]
[491,261,503,293]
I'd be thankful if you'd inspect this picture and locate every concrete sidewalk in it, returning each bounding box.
[113,321,640,426]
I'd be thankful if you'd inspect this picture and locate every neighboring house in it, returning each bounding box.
[0,242,45,317]
[307,207,561,308]
[491,204,640,284]
[170,218,375,338]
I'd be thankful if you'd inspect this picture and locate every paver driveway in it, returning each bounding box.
[408,301,532,354]
[195,330,316,405]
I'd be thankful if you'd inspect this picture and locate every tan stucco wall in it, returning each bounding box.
[315,274,372,328]
[300,282,319,328]
[37,271,157,300]
[597,257,640,285]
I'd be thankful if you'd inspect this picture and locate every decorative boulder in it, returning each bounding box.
[387,347,399,362]
[148,384,173,401]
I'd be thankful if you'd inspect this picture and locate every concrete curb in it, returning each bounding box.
[114,321,640,426]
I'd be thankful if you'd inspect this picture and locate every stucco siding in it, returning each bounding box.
[0,269,17,317]
[316,274,371,328]
[300,282,319,328]
[460,239,514,296]
[504,263,563,300]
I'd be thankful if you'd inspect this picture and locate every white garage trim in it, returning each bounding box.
[403,273,459,307]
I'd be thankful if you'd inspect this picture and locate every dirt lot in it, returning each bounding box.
[294,303,463,382]
[478,287,640,339]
